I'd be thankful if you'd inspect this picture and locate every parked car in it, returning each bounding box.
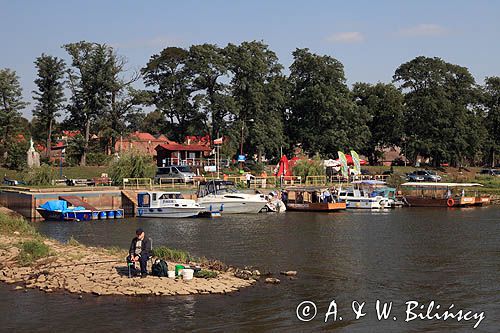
[479,169,500,177]
[154,165,196,184]
[407,170,442,182]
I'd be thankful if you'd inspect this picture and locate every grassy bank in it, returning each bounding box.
[0,166,108,181]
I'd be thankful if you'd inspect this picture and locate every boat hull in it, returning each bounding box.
[196,199,267,214]
[36,209,93,221]
[286,202,346,212]
[137,207,205,218]
[404,196,477,207]
[338,197,390,209]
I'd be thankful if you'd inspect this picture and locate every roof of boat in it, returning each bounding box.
[285,186,331,192]
[401,182,483,187]
[138,191,182,194]
[351,180,386,185]
[199,180,235,185]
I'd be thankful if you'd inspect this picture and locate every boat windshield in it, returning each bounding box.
[198,180,238,197]
[159,193,183,200]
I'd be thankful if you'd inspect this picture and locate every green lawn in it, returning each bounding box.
[0,166,109,181]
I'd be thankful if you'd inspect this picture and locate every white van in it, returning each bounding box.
[154,165,196,184]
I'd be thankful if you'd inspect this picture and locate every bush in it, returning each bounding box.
[23,164,56,186]
[18,239,51,265]
[4,139,30,170]
[292,155,325,180]
[87,152,111,166]
[108,150,156,185]
[152,246,191,263]
[0,213,37,236]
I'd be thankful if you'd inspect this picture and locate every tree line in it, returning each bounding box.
[0,40,498,168]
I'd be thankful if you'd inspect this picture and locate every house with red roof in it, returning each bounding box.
[155,141,212,167]
[115,131,174,156]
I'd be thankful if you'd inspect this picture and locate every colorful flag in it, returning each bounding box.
[350,150,361,175]
[338,151,348,178]
[213,137,223,145]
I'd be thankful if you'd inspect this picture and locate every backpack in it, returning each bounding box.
[152,259,168,277]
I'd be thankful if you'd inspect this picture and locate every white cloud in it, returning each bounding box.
[398,24,448,37]
[326,31,364,43]
[112,36,183,49]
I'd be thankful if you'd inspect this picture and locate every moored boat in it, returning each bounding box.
[336,180,391,209]
[196,180,268,214]
[282,187,346,212]
[137,191,206,218]
[401,182,486,207]
[36,200,93,221]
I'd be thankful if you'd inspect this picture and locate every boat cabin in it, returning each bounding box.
[197,180,237,197]
[400,182,487,207]
[138,191,185,208]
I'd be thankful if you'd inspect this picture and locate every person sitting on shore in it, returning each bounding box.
[127,228,151,278]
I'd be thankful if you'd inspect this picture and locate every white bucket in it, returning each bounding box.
[182,269,194,280]
[167,271,175,278]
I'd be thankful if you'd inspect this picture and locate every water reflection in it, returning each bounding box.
[1,207,498,332]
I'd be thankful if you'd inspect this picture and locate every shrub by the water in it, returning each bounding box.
[18,239,51,265]
[152,246,191,263]
[24,164,56,186]
[292,155,325,180]
[0,213,37,235]
[108,150,156,185]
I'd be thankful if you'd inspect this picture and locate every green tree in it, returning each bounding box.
[32,54,66,159]
[352,82,404,165]
[225,41,286,161]
[483,76,500,166]
[187,44,235,140]
[63,41,116,165]
[0,68,28,148]
[393,56,481,166]
[287,48,368,158]
[142,47,206,142]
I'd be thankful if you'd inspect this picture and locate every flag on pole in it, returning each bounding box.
[350,150,361,175]
[338,151,348,178]
[214,137,223,145]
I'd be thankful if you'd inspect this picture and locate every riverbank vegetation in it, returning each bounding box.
[1,41,498,171]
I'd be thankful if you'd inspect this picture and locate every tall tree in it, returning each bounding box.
[352,82,404,165]
[287,48,368,158]
[225,41,286,161]
[393,56,480,166]
[63,41,115,165]
[483,76,500,166]
[187,44,234,140]
[142,47,206,142]
[0,68,28,146]
[32,54,66,158]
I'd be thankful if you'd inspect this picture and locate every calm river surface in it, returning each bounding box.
[1,207,499,332]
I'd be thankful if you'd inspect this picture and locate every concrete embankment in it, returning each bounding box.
[0,234,256,296]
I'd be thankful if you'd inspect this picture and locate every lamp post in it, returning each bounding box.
[239,118,254,169]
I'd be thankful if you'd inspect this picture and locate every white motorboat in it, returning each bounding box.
[196,180,268,214]
[137,191,206,218]
[337,180,391,209]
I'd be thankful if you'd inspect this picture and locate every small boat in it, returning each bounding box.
[401,182,486,207]
[337,180,391,209]
[196,180,268,214]
[36,200,93,221]
[137,191,206,218]
[283,187,346,212]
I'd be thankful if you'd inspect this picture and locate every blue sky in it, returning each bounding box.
[1,0,499,118]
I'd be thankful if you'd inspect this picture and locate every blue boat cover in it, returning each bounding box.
[40,200,86,212]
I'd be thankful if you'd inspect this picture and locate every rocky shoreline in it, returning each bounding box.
[0,235,257,296]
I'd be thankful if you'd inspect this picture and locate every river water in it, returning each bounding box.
[1,207,499,332]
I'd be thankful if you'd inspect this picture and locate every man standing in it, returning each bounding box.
[246,172,253,188]
[127,228,151,277]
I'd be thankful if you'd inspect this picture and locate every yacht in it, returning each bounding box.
[196,180,268,214]
[337,180,391,209]
[137,191,206,218]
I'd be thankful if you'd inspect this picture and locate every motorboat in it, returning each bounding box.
[283,187,346,212]
[336,180,391,209]
[36,200,93,221]
[137,191,206,218]
[196,180,268,214]
[400,182,487,207]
